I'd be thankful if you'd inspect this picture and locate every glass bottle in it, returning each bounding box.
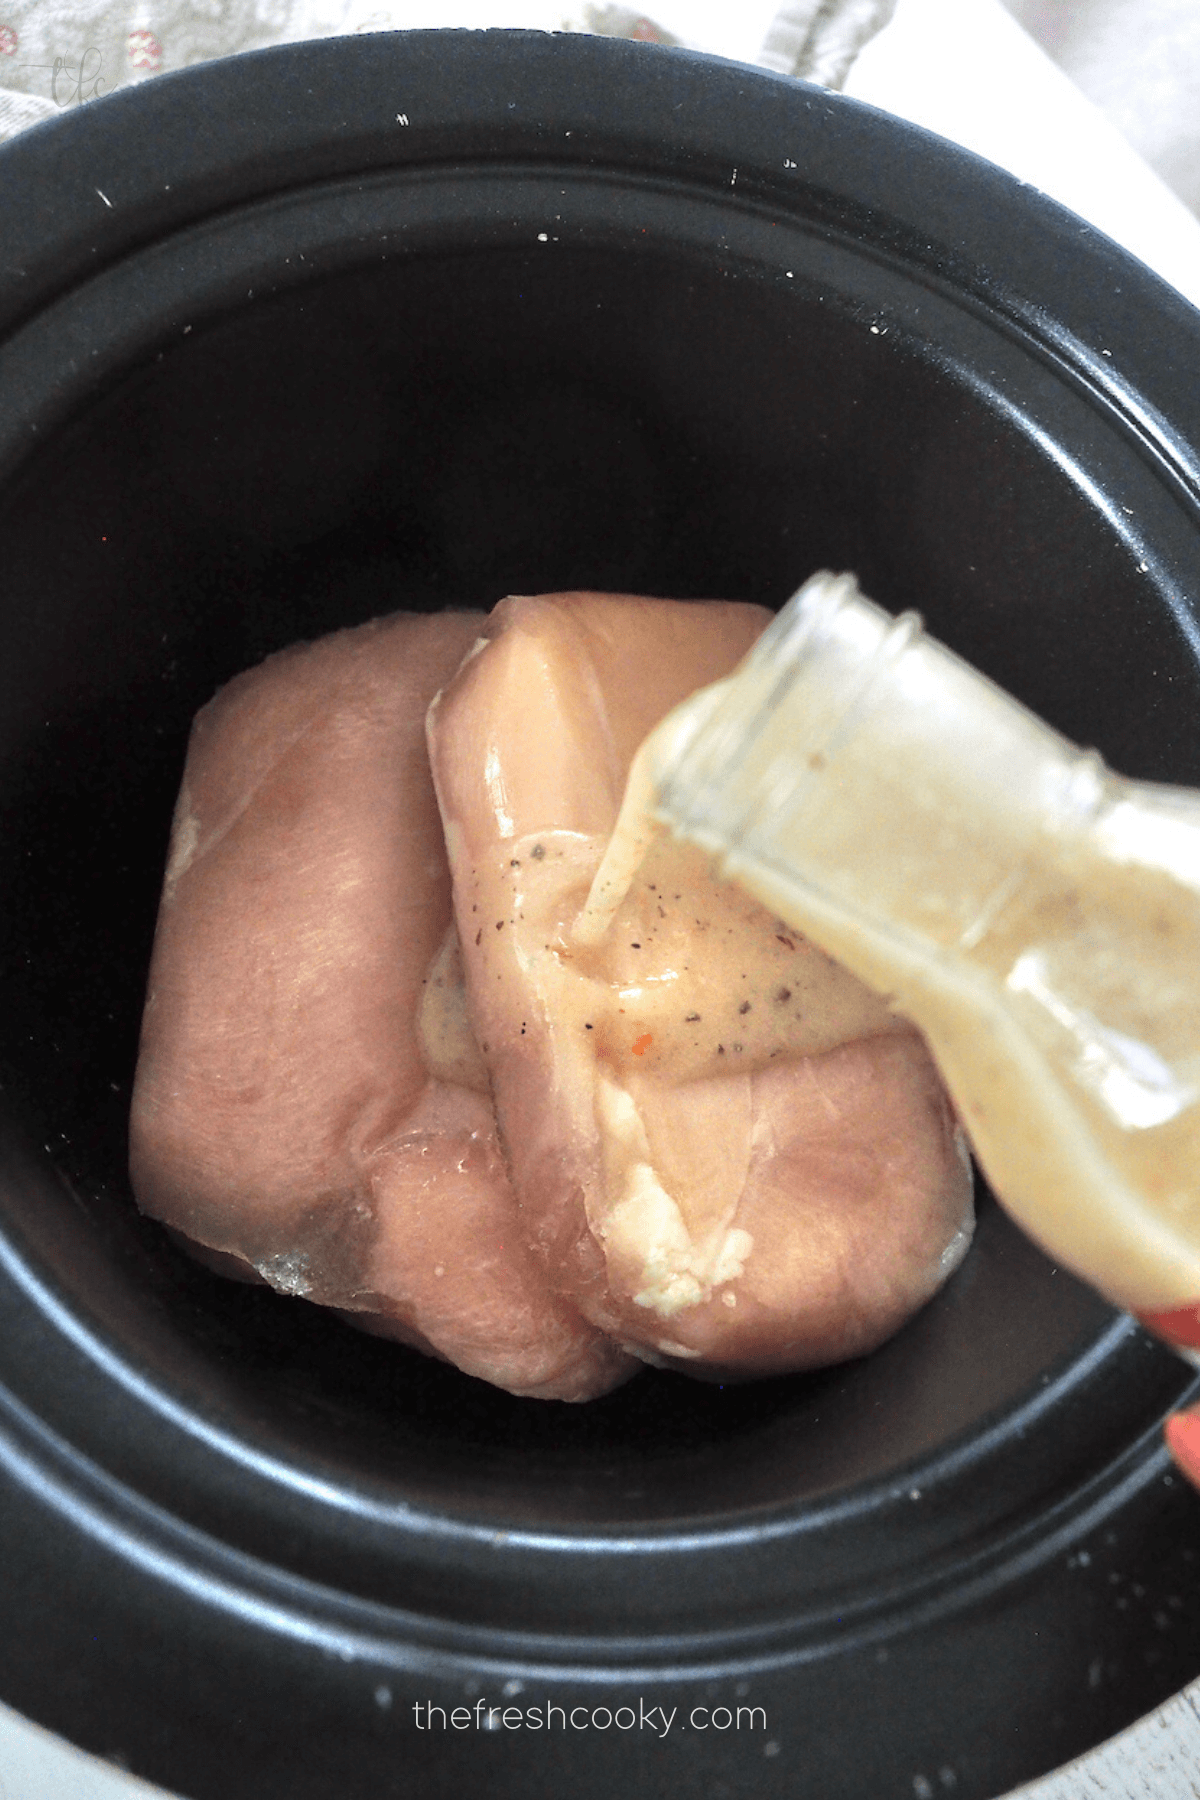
[627,570,1200,1341]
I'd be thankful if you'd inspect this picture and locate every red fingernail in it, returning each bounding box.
[1137,1304,1200,1350]
[1164,1411,1200,1487]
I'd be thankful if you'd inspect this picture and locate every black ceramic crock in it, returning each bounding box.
[2,29,1200,1800]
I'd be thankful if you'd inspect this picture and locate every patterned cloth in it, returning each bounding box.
[0,0,898,137]
[0,0,311,126]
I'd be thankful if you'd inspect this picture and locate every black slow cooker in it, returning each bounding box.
[2,29,1199,1800]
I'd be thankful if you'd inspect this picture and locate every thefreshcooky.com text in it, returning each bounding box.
[412,1699,766,1735]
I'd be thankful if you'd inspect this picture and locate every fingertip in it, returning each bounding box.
[1138,1304,1200,1350]
[1163,1410,1200,1487]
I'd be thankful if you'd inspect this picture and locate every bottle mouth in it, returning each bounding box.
[649,572,1017,959]
[653,570,914,852]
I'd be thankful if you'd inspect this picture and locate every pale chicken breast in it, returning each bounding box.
[132,593,973,1401]
[426,593,974,1377]
[129,610,634,1401]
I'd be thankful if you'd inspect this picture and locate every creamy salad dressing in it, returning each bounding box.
[422,818,926,1322]
[417,924,490,1093]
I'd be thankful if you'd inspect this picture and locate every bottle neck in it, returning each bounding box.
[652,572,1097,962]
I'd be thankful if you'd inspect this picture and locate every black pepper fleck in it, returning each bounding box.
[531,844,545,859]
[776,987,791,1002]
[496,920,504,930]
[738,1001,751,1015]
[475,928,482,946]
[685,1012,701,1022]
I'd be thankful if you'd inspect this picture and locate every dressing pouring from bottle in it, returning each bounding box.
[576,571,1200,1442]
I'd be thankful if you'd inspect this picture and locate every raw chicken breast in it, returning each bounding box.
[427,593,975,1377]
[132,592,973,1400]
[129,610,635,1400]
